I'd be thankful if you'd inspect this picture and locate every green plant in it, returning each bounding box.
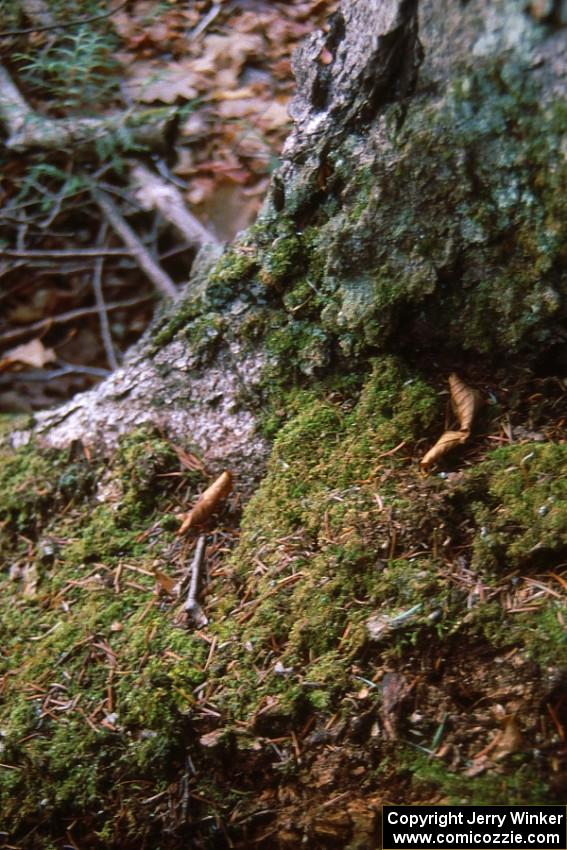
[16,26,119,111]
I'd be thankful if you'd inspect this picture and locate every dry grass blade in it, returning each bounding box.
[178,470,233,534]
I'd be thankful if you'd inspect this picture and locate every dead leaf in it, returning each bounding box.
[124,61,199,104]
[0,339,56,371]
[465,715,523,776]
[493,715,523,760]
[420,430,469,470]
[421,374,481,470]
[178,470,233,534]
[153,569,177,595]
[257,100,291,131]
[191,33,264,77]
[449,373,482,433]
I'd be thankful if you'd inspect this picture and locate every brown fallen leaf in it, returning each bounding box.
[420,430,469,470]
[153,568,177,595]
[421,374,481,470]
[0,338,56,372]
[493,715,523,760]
[449,373,482,433]
[178,470,233,534]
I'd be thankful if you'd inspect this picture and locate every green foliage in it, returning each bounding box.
[16,26,120,111]
[13,163,87,214]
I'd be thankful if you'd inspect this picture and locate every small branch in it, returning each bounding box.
[92,224,119,371]
[6,363,111,381]
[184,535,208,627]
[88,181,179,300]
[130,163,219,246]
[189,3,222,40]
[0,296,155,348]
[0,0,129,38]
[7,107,178,154]
[0,64,177,153]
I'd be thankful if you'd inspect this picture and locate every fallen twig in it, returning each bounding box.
[130,163,218,246]
[88,181,179,300]
[0,247,130,259]
[189,2,222,39]
[92,223,119,370]
[0,63,177,153]
[184,535,208,627]
[0,295,155,348]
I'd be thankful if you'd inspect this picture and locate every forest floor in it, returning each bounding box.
[0,0,335,411]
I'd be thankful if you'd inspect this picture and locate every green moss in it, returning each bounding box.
[202,358,441,720]
[467,443,567,572]
[407,751,552,805]
[0,425,213,845]
[151,295,202,349]
[183,312,227,359]
[0,439,94,543]
[259,233,301,287]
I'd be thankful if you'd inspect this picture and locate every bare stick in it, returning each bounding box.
[88,181,179,300]
[0,296,155,347]
[92,224,119,370]
[190,3,222,39]
[184,535,208,627]
[6,107,178,154]
[130,163,219,246]
[0,65,177,153]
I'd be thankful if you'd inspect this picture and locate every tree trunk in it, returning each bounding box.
[1,2,566,848]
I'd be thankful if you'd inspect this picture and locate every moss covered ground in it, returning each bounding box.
[1,48,567,850]
[1,358,566,848]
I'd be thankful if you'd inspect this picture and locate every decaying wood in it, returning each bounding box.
[0,64,34,139]
[130,163,219,246]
